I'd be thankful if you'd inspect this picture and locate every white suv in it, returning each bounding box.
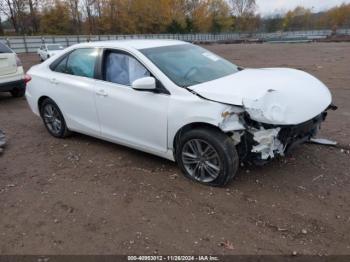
[0,42,26,97]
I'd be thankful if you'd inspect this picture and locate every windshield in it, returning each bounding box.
[140,44,238,87]
[47,45,64,51]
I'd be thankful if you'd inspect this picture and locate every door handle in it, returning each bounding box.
[96,89,108,97]
[50,78,59,85]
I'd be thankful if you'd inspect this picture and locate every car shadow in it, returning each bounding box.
[0,93,26,107]
[65,131,305,189]
[43,128,309,188]
[67,131,176,168]
[0,92,12,100]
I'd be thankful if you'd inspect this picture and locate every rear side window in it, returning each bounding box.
[0,42,13,53]
[54,56,68,73]
[52,48,98,78]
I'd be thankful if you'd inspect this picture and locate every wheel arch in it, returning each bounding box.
[38,96,51,115]
[172,122,225,160]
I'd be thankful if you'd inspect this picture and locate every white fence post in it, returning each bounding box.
[23,35,28,53]
[6,37,11,48]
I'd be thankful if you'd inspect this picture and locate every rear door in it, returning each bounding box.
[48,48,101,136]
[0,43,17,76]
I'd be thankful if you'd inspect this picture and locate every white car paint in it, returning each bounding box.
[26,40,333,163]
[0,42,25,91]
[189,68,332,125]
[37,44,65,61]
[45,71,101,136]
[0,53,24,82]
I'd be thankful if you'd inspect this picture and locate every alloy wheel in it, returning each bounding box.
[181,139,221,183]
[43,104,62,135]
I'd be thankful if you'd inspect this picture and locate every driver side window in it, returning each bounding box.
[104,51,150,86]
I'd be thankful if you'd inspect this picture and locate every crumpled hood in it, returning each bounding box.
[189,68,332,125]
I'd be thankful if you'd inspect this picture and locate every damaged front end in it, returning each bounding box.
[238,112,328,164]
[189,66,336,164]
[220,107,332,165]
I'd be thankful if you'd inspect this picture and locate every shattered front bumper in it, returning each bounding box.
[278,112,326,153]
[238,111,328,164]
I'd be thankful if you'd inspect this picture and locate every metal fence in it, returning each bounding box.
[1,29,350,53]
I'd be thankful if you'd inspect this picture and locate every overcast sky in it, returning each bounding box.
[256,0,350,16]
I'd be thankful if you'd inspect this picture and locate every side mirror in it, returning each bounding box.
[132,77,156,91]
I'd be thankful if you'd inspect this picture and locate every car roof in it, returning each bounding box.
[69,39,187,51]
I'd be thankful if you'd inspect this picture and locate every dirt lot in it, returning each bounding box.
[0,43,350,255]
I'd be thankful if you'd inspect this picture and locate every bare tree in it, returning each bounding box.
[0,1,3,34]
[92,0,103,34]
[229,0,257,31]
[0,0,19,32]
[185,0,200,18]
[27,0,39,33]
[0,14,3,34]
[1,0,28,33]
[83,0,100,34]
[66,0,82,34]
[94,0,102,19]
[229,0,256,17]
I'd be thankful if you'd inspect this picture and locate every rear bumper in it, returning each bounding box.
[0,79,25,92]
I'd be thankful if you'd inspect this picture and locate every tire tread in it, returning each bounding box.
[40,98,71,138]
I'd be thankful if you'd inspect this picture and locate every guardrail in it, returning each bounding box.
[1,29,350,53]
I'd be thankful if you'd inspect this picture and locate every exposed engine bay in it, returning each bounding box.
[188,66,336,164]
[235,111,329,164]
[218,105,335,165]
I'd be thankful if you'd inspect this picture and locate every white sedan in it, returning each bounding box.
[37,44,65,61]
[25,40,335,186]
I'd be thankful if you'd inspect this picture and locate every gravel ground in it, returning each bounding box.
[0,42,349,255]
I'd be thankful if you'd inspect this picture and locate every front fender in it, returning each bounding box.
[167,97,245,149]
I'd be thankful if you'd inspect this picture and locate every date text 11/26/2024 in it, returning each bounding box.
[127,255,220,261]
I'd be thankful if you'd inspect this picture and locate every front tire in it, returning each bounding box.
[176,127,239,187]
[40,98,71,138]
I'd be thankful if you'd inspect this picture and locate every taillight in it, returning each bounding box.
[15,55,22,67]
[24,74,32,84]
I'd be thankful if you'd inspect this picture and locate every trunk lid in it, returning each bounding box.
[0,53,17,76]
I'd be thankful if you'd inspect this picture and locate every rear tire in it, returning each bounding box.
[176,127,239,187]
[10,88,26,98]
[40,98,71,138]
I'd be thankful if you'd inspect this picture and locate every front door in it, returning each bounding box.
[94,50,169,154]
